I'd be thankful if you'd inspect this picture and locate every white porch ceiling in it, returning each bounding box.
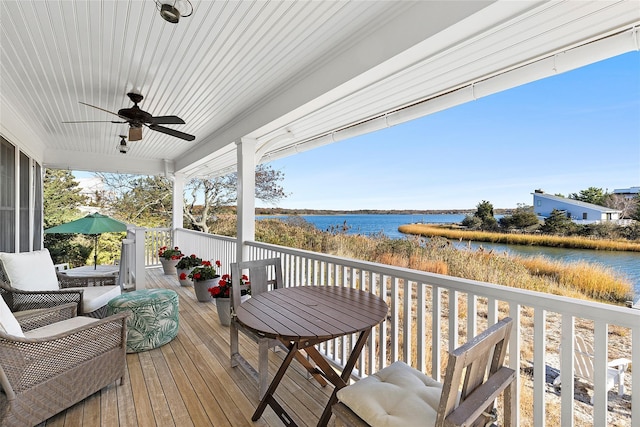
[1,1,638,178]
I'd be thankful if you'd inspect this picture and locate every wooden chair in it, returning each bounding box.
[0,249,121,318]
[0,299,128,427]
[230,257,327,398]
[553,335,630,403]
[333,317,516,427]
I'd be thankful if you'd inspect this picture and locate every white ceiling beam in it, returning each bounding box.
[43,149,173,176]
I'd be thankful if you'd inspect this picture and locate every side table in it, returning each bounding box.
[107,289,179,353]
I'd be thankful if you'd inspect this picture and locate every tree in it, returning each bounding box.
[607,194,638,219]
[461,201,498,231]
[540,209,578,235]
[95,174,173,227]
[461,215,482,229]
[473,200,498,231]
[97,164,287,232]
[475,200,494,220]
[43,169,92,265]
[184,165,287,233]
[569,187,609,206]
[632,195,640,222]
[499,204,540,230]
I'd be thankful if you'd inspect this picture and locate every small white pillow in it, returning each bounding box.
[0,249,59,291]
[0,295,24,338]
[337,361,443,427]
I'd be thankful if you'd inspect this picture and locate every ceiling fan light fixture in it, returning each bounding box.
[118,136,129,154]
[156,1,192,24]
[160,3,180,23]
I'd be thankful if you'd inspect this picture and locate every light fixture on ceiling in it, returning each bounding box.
[155,0,193,24]
[118,135,129,154]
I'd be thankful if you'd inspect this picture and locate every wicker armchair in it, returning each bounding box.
[0,249,121,318]
[0,302,128,427]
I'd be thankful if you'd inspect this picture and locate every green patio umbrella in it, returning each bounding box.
[44,213,128,268]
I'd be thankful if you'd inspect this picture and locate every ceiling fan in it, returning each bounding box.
[63,92,195,141]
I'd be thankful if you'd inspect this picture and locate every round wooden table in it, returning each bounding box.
[236,285,388,427]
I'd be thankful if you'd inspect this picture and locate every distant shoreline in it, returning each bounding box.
[255,208,513,216]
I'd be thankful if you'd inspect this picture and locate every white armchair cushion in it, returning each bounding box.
[0,295,24,337]
[336,361,443,427]
[24,316,98,339]
[67,285,122,313]
[0,249,59,291]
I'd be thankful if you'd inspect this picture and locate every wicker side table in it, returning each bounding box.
[107,289,179,353]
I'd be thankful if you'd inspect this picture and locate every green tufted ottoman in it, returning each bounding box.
[107,289,179,353]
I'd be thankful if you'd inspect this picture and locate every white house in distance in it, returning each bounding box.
[613,186,640,200]
[532,190,622,223]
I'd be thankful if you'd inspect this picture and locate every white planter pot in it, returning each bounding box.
[177,267,195,287]
[160,258,180,275]
[215,298,231,326]
[193,278,219,302]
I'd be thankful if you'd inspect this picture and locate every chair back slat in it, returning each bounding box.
[230,258,283,311]
[574,335,595,380]
[436,317,513,426]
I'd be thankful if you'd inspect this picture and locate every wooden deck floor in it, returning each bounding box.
[44,268,336,427]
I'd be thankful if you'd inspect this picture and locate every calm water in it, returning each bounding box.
[259,213,640,297]
[260,213,466,239]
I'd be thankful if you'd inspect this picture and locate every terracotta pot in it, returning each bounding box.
[194,277,219,302]
[160,258,180,275]
[176,267,195,287]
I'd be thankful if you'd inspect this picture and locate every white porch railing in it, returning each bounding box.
[151,229,639,425]
[145,227,172,266]
[174,228,236,272]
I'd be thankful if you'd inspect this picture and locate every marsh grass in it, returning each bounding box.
[209,216,633,304]
[519,256,633,302]
[399,224,640,252]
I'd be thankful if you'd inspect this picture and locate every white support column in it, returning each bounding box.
[236,138,257,263]
[172,172,185,230]
[133,227,146,289]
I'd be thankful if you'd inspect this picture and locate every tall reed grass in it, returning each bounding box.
[209,216,634,304]
[399,224,640,252]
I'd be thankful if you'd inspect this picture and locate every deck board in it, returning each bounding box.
[43,267,335,426]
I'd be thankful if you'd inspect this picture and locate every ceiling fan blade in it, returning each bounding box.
[148,124,195,141]
[62,120,126,123]
[151,115,185,125]
[129,127,143,141]
[79,102,123,118]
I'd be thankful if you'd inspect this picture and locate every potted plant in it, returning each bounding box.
[176,254,203,287]
[158,246,183,275]
[210,273,250,326]
[189,260,222,302]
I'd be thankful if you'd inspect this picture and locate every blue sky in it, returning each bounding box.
[264,51,640,210]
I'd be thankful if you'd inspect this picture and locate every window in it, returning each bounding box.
[0,137,15,252]
[582,212,588,220]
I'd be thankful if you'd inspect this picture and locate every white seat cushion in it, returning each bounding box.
[336,361,443,427]
[24,316,98,338]
[0,249,59,291]
[67,285,122,314]
[0,295,24,337]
